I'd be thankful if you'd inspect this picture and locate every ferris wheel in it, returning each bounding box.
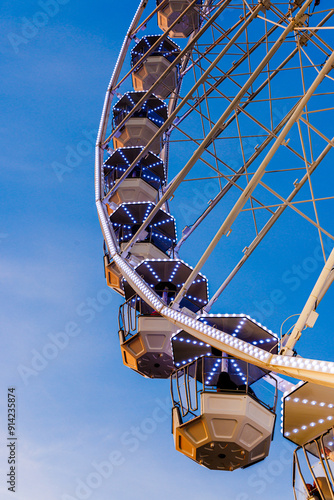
[95,0,334,495]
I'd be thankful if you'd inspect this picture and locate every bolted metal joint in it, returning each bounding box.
[258,0,271,12]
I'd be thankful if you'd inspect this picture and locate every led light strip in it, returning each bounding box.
[199,313,278,337]
[130,34,181,58]
[281,401,334,437]
[111,247,334,387]
[282,416,334,438]
[96,15,334,389]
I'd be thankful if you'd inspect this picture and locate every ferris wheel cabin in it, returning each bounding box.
[171,355,277,470]
[103,147,165,208]
[170,314,279,469]
[118,259,208,378]
[156,0,202,38]
[109,202,176,265]
[118,301,177,378]
[112,92,168,154]
[131,35,180,99]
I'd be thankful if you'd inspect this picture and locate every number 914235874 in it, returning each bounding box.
[8,388,16,437]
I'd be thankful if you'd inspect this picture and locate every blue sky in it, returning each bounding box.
[1,1,334,499]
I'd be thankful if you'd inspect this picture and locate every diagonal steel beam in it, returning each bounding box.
[205,136,334,311]
[118,3,264,255]
[173,47,302,252]
[101,0,233,149]
[121,1,313,260]
[281,247,334,355]
[172,42,334,308]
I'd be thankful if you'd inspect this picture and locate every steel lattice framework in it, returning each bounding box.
[96,0,334,387]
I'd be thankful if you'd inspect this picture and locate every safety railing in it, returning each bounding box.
[118,294,142,343]
[170,355,277,423]
[293,430,334,500]
[118,293,163,342]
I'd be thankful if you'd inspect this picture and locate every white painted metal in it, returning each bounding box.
[109,250,334,389]
[205,136,334,312]
[121,0,302,258]
[281,248,334,355]
[173,6,334,256]
[95,0,334,398]
[173,36,334,309]
[103,0,232,153]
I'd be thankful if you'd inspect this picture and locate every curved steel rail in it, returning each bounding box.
[95,0,334,388]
